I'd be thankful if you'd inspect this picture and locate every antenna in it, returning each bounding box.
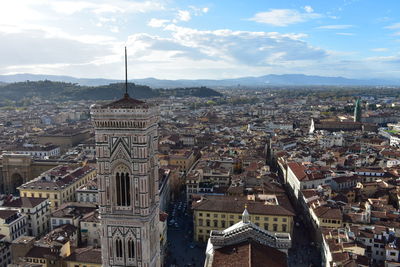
[125,46,128,97]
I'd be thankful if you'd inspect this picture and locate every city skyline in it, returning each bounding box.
[1,0,400,80]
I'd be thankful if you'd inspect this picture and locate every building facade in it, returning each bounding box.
[192,196,294,242]
[2,197,50,237]
[0,210,27,242]
[204,208,291,267]
[18,164,96,210]
[91,93,160,267]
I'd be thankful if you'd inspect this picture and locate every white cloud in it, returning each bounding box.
[366,55,400,63]
[148,18,170,28]
[49,1,93,15]
[317,24,354,29]
[177,10,191,22]
[249,9,322,27]
[371,48,388,52]
[187,6,209,16]
[49,0,164,15]
[385,23,400,29]
[110,26,119,33]
[130,24,327,67]
[0,1,46,25]
[0,29,114,68]
[336,32,354,36]
[303,6,313,13]
[0,0,398,80]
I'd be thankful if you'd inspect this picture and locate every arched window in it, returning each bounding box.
[115,167,131,206]
[127,238,135,259]
[115,238,123,258]
[116,173,121,206]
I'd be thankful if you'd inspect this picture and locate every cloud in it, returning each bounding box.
[148,18,170,28]
[0,28,113,68]
[385,23,400,29]
[371,48,388,52]
[0,1,46,26]
[303,6,314,13]
[49,0,164,15]
[176,10,191,22]
[366,55,400,64]
[317,24,354,29]
[249,9,322,26]
[130,24,327,67]
[336,32,354,36]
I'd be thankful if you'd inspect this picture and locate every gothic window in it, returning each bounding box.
[115,166,131,207]
[127,239,135,259]
[115,238,123,258]
[116,173,121,205]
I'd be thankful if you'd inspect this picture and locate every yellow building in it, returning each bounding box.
[168,150,195,173]
[24,240,72,267]
[192,195,295,242]
[18,165,96,210]
[312,205,343,228]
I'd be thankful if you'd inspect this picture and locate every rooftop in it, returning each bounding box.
[211,240,287,267]
[65,247,102,264]
[100,93,148,109]
[192,195,295,217]
[3,197,48,208]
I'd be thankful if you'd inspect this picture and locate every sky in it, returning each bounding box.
[1,0,400,80]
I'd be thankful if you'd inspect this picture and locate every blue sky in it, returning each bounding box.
[0,0,399,80]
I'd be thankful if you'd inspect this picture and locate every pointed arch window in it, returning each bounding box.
[115,168,131,206]
[127,238,135,259]
[115,238,123,258]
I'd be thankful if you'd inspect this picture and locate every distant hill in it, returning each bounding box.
[0,73,399,87]
[0,80,222,102]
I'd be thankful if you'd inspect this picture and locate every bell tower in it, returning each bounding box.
[90,48,160,267]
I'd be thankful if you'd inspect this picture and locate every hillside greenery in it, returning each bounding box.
[0,80,222,105]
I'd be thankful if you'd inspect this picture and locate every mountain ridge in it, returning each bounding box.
[0,73,399,87]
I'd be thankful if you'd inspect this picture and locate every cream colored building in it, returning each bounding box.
[80,211,101,247]
[0,210,27,242]
[18,164,96,210]
[49,202,97,231]
[2,197,50,237]
[192,195,295,242]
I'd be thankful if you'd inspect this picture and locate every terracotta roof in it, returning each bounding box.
[65,248,102,264]
[26,246,59,260]
[101,94,147,109]
[51,202,97,219]
[211,240,287,267]
[3,197,48,208]
[313,206,342,220]
[192,196,295,217]
[0,209,19,220]
[332,175,359,184]
[331,252,350,263]
[287,162,331,181]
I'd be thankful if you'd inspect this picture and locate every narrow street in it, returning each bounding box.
[165,192,206,267]
[288,217,322,267]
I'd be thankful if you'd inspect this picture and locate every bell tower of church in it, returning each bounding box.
[90,48,160,267]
